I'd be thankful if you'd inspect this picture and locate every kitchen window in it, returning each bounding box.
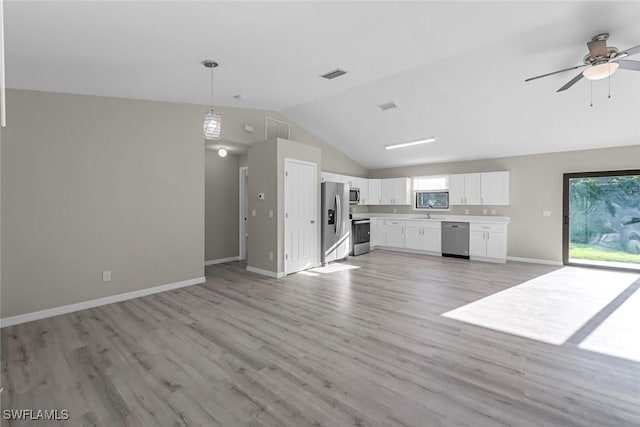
[414,175,449,210]
[415,191,449,209]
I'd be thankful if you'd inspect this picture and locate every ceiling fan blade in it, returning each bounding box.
[617,59,640,71]
[619,44,640,58]
[525,65,585,82]
[557,72,584,92]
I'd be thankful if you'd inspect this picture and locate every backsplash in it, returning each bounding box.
[365,205,511,217]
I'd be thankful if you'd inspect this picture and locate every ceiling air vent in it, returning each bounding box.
[320,69,348,80]
[379,102,397,111]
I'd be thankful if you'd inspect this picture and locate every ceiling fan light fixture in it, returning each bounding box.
[583,62,619,80]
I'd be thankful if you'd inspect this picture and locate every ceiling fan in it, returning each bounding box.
[525,33,640,92]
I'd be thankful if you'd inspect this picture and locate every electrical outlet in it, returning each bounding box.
[258,193,265,200]
[543,210,551,217]
[464,209,470,214]
[269,209,273,218]
[482,209,488,215]
[102,271,111,282]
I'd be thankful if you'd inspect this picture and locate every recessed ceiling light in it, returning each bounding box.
[320,69,348,80]
[384,137,436,150]
[218,148,228,157]
[379,102,397,111]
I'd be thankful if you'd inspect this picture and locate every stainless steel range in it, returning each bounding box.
[351,218,370,256]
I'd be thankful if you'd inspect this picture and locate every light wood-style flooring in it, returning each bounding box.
[2,250,640,426]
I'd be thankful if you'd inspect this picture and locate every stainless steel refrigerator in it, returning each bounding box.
[321,182,350,265]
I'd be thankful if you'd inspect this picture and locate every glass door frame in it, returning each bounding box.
[562,169,640,272]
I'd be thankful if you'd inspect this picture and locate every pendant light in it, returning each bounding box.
[203,60,221,140]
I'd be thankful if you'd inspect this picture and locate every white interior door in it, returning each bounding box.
[285,159,317,275]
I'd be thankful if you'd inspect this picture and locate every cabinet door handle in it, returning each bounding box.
[487,232,490,240]
[482,232,485,240]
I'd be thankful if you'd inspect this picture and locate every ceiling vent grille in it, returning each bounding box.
[320,69,348,80]
[379,102,397,111]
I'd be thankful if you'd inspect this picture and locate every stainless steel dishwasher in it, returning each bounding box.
[441,222,470,258]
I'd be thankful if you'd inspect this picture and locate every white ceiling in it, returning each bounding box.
[6,1,640,169]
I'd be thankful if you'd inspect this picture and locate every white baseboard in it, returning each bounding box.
[0,276,206,328]
[507,256,563,266]
[205,256,240,266]
[246,266,285,279]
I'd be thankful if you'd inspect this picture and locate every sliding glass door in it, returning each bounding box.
[563,170,640,271]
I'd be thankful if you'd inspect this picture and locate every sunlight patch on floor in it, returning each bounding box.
[442,267,640,345]
[308,263,360,274]
[578,288,640,362]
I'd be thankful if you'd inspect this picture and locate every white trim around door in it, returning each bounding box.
[284,158,318,275]
[239,166,248,261]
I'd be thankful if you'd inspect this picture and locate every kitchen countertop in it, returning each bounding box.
[352,213,510,224]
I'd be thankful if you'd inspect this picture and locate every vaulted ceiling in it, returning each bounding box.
[6,1,640,169]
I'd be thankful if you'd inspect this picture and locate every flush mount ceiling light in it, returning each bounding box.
[384,137,436,150]
[217,148,228,158]
[203,60,221,140]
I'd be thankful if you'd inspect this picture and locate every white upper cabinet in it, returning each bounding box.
[369,179,381,205]
[380,179,394,204]
[381,177,411,205]
[449,174,465,205]
[480,171,510,205]
[449,171,509,206]
[449,173,480,205]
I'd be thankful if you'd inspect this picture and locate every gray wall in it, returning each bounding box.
[205,150,239,261]
[2,90,205,317]
[368,145,640,262]
[204,107,366,178]
[247,139,278,272]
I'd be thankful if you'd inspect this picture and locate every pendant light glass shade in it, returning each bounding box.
[204,109,221,140]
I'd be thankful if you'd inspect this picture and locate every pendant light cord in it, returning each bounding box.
[210,67,214,108]
[590,80,593,107]
[608,63,611,99]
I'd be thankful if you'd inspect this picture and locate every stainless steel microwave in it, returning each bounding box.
[349,187,360,205]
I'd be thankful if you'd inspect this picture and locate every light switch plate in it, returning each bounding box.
[543,210,551,217]
[482,209,488,215]
[102,271,111,282]
[252,209,256,217]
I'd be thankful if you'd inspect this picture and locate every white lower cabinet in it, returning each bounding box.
[367,217,507,263]
[370,219,382,247]
[385,220,405,248]
[469,223,507,261]
[404,221,441,252]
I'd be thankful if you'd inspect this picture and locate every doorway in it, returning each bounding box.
[239,166,248,261]
[563,169,640,271]
[284,158,317,275]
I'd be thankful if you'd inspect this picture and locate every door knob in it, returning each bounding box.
[310,220,316,224]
